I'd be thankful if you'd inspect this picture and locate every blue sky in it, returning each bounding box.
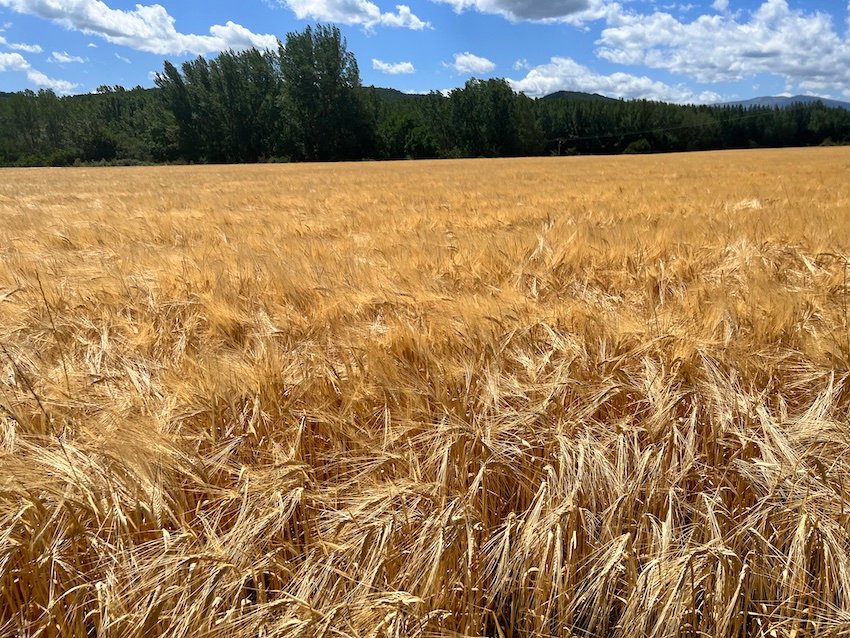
[1,0,849,103]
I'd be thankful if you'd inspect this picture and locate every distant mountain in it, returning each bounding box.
[367,88,619,104]
[541,90,618,103]
[723,95,850,110]
[365,87,430,102]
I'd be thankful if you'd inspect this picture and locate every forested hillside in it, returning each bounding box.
[1,24,849,166]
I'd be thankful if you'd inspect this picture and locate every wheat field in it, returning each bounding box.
[1,148,850,637]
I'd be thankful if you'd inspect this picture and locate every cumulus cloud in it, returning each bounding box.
[508,56,722,103]
[0,51,77,92]
[49,50,85,63]
[597,0,850,92]
[430,0,612,23]
[0,0,279,55]
[372,58,415,74]
[449,51,495,74]
[711,0,728,11]
[0,34,42,52]
[279,0,429,29]
[376,4,430,28]
[0,50,25,69]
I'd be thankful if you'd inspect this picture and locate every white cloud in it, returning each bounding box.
[115,52,131,64]
[0,51,77,92]
[12,42,41,52]
[0,50,26,70]
[0,0,279,55]
[376,4,430,28]
[597,0,850,94]
[430,0,613,23]
[49,50,85,63]
[372,58,415,74]
[87,42,97,48]
[508,56,722,103]
[449,51,496,74]
[0,34,42,52]
[26,67,77,92]
[207,20,282,49]
[278,0,429,29]
[711,0,728,11]
[513,57,530,70]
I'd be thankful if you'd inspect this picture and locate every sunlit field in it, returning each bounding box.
[2,148,850,637]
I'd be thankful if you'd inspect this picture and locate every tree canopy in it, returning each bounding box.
[1,23,849,167]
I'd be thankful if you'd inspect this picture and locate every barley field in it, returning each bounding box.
[1,148,850,637]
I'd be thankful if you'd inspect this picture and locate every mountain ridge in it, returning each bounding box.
[721,94,850,110]
[539,90,618,103]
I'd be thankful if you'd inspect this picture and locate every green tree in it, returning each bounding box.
[279,24,371,161]
[8,90,40,157]
[449,79,541,157]
[156,48,283,163]
[155,61,198,161]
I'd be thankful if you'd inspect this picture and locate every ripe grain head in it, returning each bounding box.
[1,148,850,636]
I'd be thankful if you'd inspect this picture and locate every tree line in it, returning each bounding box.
[2,23,849,167]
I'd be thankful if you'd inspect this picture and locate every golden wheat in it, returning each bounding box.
[1,148,850,637]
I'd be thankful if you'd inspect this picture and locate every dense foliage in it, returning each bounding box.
[1,24,849,166]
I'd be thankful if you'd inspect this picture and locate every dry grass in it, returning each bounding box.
[1,148,850,637]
